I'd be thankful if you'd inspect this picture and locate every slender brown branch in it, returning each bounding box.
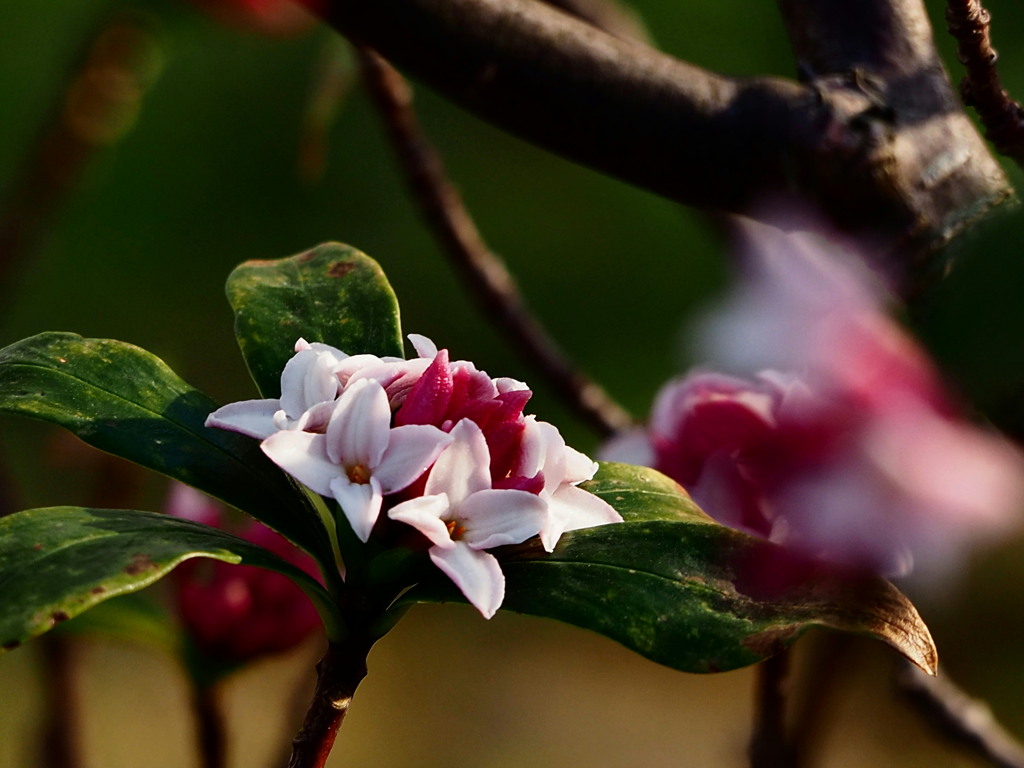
[39,635,84,768]
[775,0,941,76]
[896,660,1024,768]
[302,0,1010,291]
[286,639,369,768]
[749,651,797,768]
[193,682,228,768]
[538,0,650,43]
[786,634,856,768]
[358,47,633,437]
[946,0,1024,165]
[305,0,807,213]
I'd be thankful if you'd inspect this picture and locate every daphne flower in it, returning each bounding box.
[388,419,548,618]
[262,378,452,541]
[206,338,347,439]
[207,334,623,609]
[518,417,623,550]
[607,218,1024,577]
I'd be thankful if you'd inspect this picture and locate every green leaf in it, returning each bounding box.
[0,507,342,651]
[0,333,334,567]
[584,462,713,524]
[404,465,937,675]
[226,243,404,398]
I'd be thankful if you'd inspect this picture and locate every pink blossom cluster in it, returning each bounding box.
[207,335,621,617]
[605,221,1024,577]
[167,484,322,662]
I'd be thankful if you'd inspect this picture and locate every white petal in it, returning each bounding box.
[388,494,456,549]
[280,349,336,418]
[514,416,546,479]
[330,475,383,543]
[429,543,505,619]
[306,341,348,358]
[541,485,623,551]
[459,489,547,550]
[292,401,335,433]
[425,419,492,505]
[561,446,598,485]
[408,333,438,359]
[495,377,529,393]
[348,357,432,396]
[206,399,281,440]
[261,431,338,496]
[373,425,453,494]
[334,353,385,384]
[325,379,391,466]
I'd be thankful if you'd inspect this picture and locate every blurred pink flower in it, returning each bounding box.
[167,484,322,662]
[605,219,1024,577]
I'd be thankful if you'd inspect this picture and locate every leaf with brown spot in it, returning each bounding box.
[0,333,334,569]
[0,507,343,651]
[124,554,157,576]
[226,243,403,399]
[403,463,937,675]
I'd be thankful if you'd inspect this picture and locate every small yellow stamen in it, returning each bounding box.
[347,464,371,484]
[445,519,467,540]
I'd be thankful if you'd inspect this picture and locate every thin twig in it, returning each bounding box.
[538,0,650,43]
[786,634,856,768]
[946,0,1024,166]
[749,651,797,768]
[192,682,228,768]
[896,659,1024,768]
[39,635,84,768]
[357,47,633,438]
[303,0,1011,281]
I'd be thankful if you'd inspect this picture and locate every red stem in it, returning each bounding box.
[286,639,370,768]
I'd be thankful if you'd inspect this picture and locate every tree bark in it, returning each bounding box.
[301,0,1012,290]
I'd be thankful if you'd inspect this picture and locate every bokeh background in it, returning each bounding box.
[3,1,1024,765]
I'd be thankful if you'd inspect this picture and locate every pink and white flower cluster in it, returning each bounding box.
[207,335,621,618]
[605,220,1024,578]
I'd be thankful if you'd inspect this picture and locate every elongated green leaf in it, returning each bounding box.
[404,464,937,675]
[0,333,333,566]
[0,507,342,651]
[226,243,404,398]
[584,462,713,524]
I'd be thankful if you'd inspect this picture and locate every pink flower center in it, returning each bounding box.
[347,463,371,485]
[445,519,467,540]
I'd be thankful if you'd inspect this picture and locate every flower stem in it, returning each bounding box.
[192,681,228,768]
[39,634,83,768]
[286,638,370,768]
[749,650,796,768]
[896,659,1024,768]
